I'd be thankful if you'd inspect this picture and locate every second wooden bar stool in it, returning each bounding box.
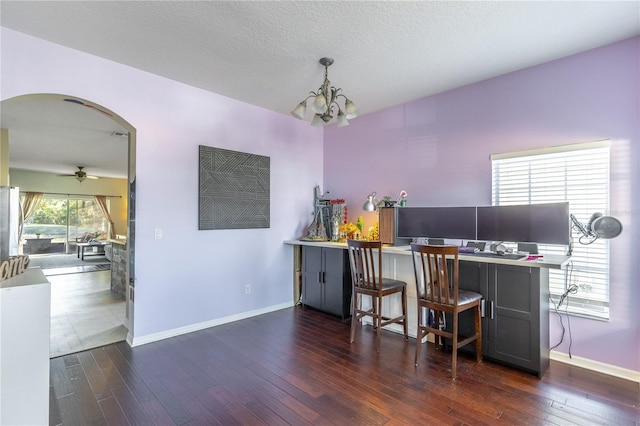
[347,239,408,350]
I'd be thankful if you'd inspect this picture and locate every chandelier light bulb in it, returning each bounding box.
[310,114,325,127]
[344,99,358,119]
[311,94,327,114]
[291,102,307,120]
[337,110,349,127]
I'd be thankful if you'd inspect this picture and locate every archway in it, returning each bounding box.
[1,93,137,348]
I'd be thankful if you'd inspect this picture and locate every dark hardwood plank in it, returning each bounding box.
[77,350,114,401]
[49,306,640,425]
[97,396,129,426]
[65,363,107,424]
[49,384,63,426]
[111,385,154,425]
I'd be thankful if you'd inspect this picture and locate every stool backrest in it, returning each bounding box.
[347,240,383,292]
[411,244,459,306]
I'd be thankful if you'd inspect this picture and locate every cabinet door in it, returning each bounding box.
[488,264,541,373]
[302,246,323,309]
[321,247,347,316]
[460,261,489,354]
[445,261,488,355]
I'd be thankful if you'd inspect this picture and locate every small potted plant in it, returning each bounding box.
[35,232,41,239]
[377,196,396,210]
[398,190,408,207]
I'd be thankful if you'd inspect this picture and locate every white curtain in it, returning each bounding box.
[17,192,44,254]
[19,192,43,241]
[93,195,116,239]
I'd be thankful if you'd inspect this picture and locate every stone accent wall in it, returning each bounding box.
[110,242,127,298]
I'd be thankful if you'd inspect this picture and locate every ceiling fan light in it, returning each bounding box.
[291,101,307,120]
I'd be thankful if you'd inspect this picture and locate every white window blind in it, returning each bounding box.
[491,141,610,319]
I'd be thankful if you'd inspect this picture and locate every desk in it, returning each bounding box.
[285,240,570,376]
[76,242,108,260]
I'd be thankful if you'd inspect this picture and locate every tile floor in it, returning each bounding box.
[48,270,127,358]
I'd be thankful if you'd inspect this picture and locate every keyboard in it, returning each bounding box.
[458,246,480,254]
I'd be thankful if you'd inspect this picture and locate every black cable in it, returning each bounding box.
[550,296,565,350]
[571,222,598,246]
[565,298,574,358]
[557,283,578,308]
[551,262,577,353]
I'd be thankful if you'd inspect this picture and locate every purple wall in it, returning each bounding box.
[2,28,323,341]
[325,37,639,372]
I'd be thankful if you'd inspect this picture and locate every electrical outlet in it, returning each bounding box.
[245,285,251,294]
[154,228,163,240]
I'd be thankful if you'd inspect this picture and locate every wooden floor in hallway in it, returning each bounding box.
[49,306,639,425]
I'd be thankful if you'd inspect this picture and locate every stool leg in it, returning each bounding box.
[415,305,423,366]
[452,314,458,379]
[350,292,358,343]
[376,294,383,351]
[402,287,408,340]
[475,303,483,363]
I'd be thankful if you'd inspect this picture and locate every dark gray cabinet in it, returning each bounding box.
[301,246,352,320]
[487,264,549,377]
[453,261,550,377]
[454,261,489,356]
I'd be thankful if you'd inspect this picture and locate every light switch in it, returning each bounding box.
[154,228,163,240]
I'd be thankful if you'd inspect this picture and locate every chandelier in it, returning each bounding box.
[291,57,358,127]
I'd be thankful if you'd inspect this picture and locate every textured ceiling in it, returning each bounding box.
[1,1,639,178]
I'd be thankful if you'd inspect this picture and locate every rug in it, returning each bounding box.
[27,253,111,276]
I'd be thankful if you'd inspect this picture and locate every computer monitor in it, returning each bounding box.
[396,207,477,240]
[476,202,570,245]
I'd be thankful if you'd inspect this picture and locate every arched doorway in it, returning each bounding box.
[1,93,136,352]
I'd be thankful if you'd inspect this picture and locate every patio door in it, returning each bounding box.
[22,194,109,255]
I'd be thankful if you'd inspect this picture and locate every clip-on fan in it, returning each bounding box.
[570,212,623,245]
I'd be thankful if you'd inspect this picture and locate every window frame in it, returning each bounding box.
[491,140,611,320]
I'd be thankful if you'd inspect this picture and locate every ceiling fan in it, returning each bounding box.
[58,166,99,182]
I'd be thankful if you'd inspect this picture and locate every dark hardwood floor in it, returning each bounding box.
[50,306,639,425]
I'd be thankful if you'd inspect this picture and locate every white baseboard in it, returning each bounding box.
[129,302,293,347]
[550,350,640,383]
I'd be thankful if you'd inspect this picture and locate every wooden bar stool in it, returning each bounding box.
[347,240,408,350]
[411,244,482,379]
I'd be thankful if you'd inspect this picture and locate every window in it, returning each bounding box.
[491,140,611,319]
[22,195,109,255]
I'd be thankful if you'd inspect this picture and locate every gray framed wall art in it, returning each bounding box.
[199,145,270,230]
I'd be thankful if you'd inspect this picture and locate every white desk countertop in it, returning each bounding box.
[284,240,571,270]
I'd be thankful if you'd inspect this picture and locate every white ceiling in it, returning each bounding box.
[2,1,639,179]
